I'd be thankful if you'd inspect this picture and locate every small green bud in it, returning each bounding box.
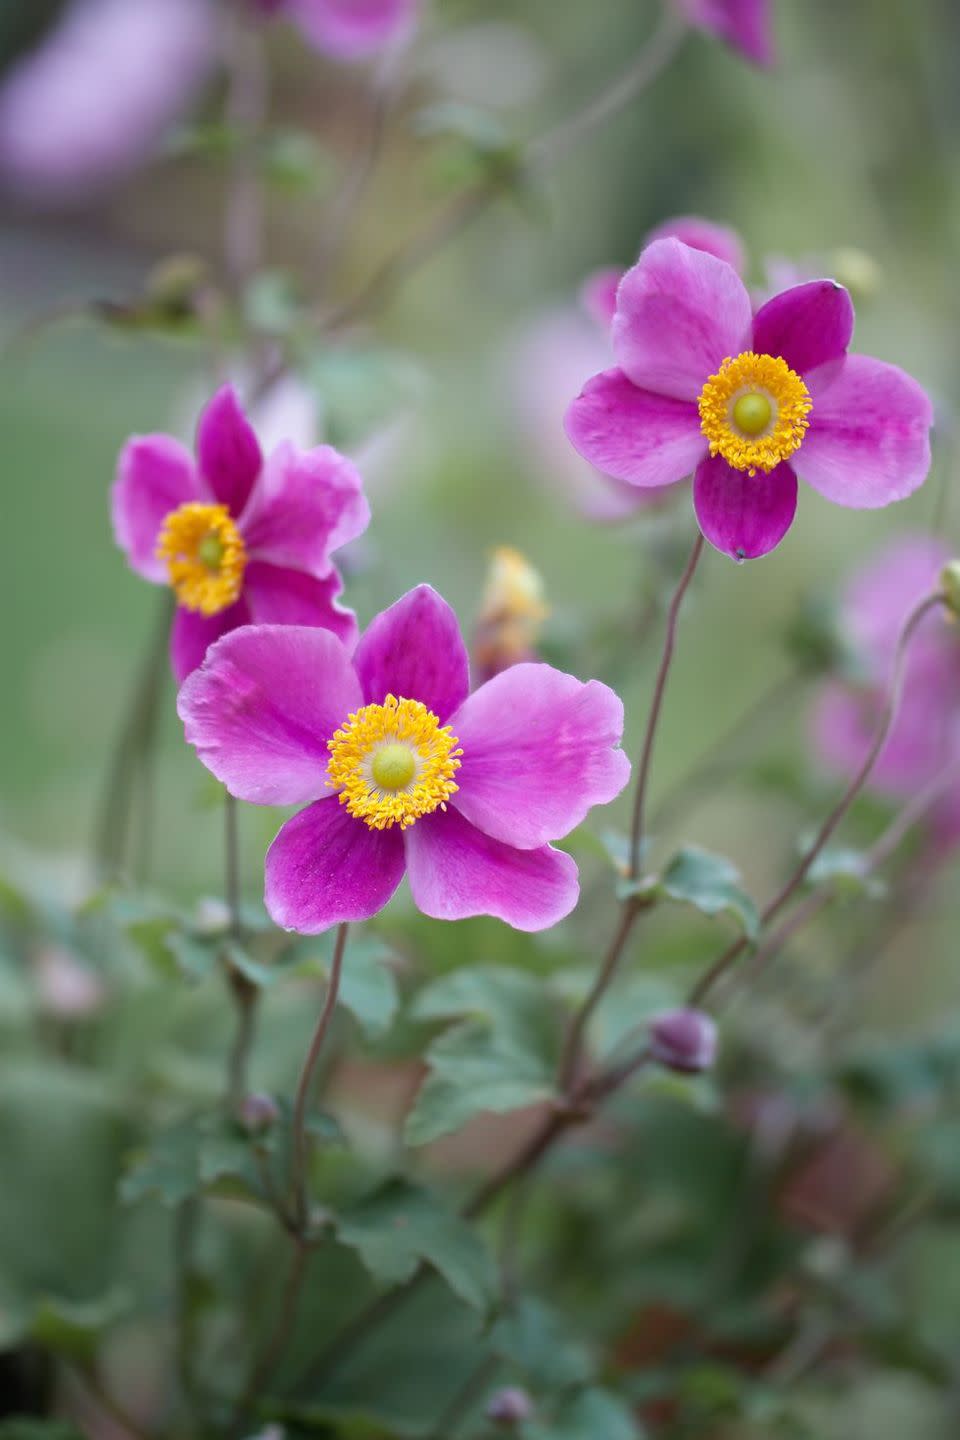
[940,560,960,618]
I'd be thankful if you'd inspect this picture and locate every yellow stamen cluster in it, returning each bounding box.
[327,694,463,830]
[698,351,812,475]
[156,502,247,615]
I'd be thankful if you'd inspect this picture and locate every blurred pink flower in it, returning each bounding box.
[674,0,775,67]
[34,945,106,1020]
[811,535,960,841]
[0,0,217,206]
[565,239,932,560]
[263,0,420,60]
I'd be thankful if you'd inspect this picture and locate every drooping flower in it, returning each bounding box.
[474,547,549,681]
[512,219,745,522]
[112,386,369,680]
[258,0,420,60]
[178,586,630,933]
[565,239,933,561]
[0,0,216,206]
[811,535,960,842]
[673,0,775,68]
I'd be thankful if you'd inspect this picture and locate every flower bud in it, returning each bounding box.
[486,1387,534,1426]
[650,1008,717,1074]
[34,945,106,1020]
[240,1092,279,1134]
[940,560,960,619]
[475,547,548,681]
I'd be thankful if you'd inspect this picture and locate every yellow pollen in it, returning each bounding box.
[698,351,812,475]
[327,694,463,831]
[156,502,246,615]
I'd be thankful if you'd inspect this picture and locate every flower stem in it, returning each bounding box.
[228,1237,309,1437]
[291,922,349,1227]
[224,10,269,301]
[223,792,259,1116]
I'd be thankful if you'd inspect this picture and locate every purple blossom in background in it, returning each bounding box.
[565,238,933,560]
[112,386,369,681]
[261,0,420,60]
[0,0,217,206]
[178,586,630,933]
[674,0,775,67]
[812,535,960,844]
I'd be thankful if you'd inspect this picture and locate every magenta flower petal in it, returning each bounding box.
[693,454,797,560]
[645,216,746,274]
[285,0,419,60]
[565,369,704,488]
[449,663,630,848]
[112,435,199,582]
[171,600,250,685]
[266,797,406,933]
[799,356,933,508]
[752,280,854,378]
[240,441,369,577]
[404,807,579,931]
[613,238,753,401]
[196,386,263,518]
[580,267,622,329]
[244,562,358,651]
[677,0,775,67]
[353,585,470,721]
[177,625,362,805]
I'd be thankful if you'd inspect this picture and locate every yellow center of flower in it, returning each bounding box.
[326,694,463,830]
[156,502,247,615]
[697,351,812,475]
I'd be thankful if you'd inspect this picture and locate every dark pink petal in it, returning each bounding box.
[353,585,470,721]
[239,441,369,576]
[244,562,358,650]
[693,454,797,560]
[645,215,745,274]
[265,798,406,933]
[613,238,753,401]
[112,434,199,582]
[752,280,854,377]
[564,368,704,488]
[170,599,249,684]
[286,0,418,60]
[449,664,630,848]
[196,385,263,517]
[677,0,775,67]
[404,807,579,932]
[177,624,362,805]
[798,355,933,508]
[579,267,622,329]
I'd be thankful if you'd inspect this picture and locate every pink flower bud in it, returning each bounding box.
[486,1387,534,1426]
[650,1008,717,1074]
[240,1092,280,1133]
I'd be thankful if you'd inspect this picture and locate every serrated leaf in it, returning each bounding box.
[120,1115,261,1207]
[490,1298,593,1390]
[405,967,559,1146]
[654,847,759,939]
[806,846,886,900]
[336,1180,496,1311]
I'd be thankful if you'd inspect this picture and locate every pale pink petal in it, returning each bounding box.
[645,215,745,274]
[239,441,369,576]
[177,625,362,805]
[245,562,358,651]
[286,0,418,60]
[196,386,263,517]
[170,600,249,684]
[353,585,470,721]
[812,681,956,798]
[580,267,622,329]
[752,280,854,377]
[613,238,753,401]
[449,664,630,848]
[265,798,406,933]
[564,368,704,488]
[799,355,933,508]
[112,435,199,582]
[404,807,580,931]
[839,534,951,680]
[693,455,797,560]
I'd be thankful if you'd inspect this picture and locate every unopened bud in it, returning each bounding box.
[486,1387,534,1426]
[940,560,960,619]
[475,547,548,681]
[650,1008,717,1074]
[34,945,106,1020]
[240,1092,279,1134]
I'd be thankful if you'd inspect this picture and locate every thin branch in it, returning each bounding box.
[224,12,269,300]
[229,1239,309,1435]
[291,922,349,1226]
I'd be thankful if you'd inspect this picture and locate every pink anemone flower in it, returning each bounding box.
[674,0,775,68]
[565,238,933,561]
[177,586,630,932]
[811,535,960,843]
[259,0,420,60]
[112,386,369,681]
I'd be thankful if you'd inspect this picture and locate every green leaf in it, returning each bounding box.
[120,1114,262,1207]
[286,934,399,1039]
[261,129,332,194]
[490,1298,593,1390]
[30,1289,129,1361]
[529,1388,643,1440]
[0,1424,87,1440]
[335,1180,496,1312]
[405,967,559,1146]
[307,347,425,451]
[653,847,759,939]
[805,846,886,900]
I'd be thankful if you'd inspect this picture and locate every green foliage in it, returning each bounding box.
[648,846,760,938]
